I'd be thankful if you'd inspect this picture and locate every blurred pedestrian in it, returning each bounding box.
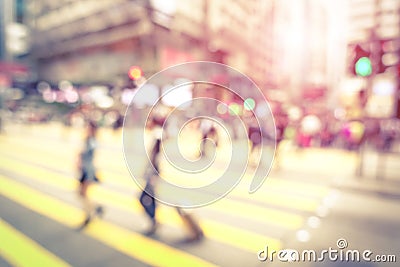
[320,125,334,147]
[140,117,204,241]
[248,116,263,156]
[341,120,365,151]
[112,113,124,131]
[140,117,163,235]
[140,137,161,235]
[199,119,219,157]
[379,120,397,152]
[77,121,103,229]
[297,114,321,148]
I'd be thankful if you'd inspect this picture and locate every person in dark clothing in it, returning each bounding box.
[77,121,103,229]
[140,136,161,235]
[140,117,204,241]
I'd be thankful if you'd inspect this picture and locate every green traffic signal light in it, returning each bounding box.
[355,57,372,77]
[244,98,256,111]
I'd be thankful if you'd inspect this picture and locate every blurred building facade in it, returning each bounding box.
[26,0,274,89]
[268,0,349,108]
[21,0,400,117]
[0,0,31,88]
[347,0,400,44]
[0,0,29,61]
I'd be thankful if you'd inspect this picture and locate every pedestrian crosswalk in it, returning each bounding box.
[0,123,336,267]
[0,219,71,267]
[0,176,216,267]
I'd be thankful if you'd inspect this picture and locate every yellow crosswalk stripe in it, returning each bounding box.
[1,135,326,211]
[0,138,134,188]
[2,126,331,198]
[1,124,331,253]
[212,198,303,229]
[161,165,321,212]
[201,221,280,253]
[0,219,71,267]
[0,155,282,253]
[2,123,338,258]
[0,157,77,190]
[0,154,302,231]
[0,175,217,267]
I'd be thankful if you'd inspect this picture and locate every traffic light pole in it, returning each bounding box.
[356,0,379,178]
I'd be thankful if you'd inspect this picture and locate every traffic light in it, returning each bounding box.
[355,57,372,77]
[128,66,142,80]
[350,44,372,77]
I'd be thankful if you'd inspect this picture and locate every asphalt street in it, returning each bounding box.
[0,122,399,267]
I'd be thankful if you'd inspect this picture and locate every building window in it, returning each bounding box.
[16,0,25,23]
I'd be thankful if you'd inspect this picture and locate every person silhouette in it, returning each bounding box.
[77,121,103,229]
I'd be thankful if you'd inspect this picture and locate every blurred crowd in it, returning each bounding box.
[1,84,399,155]
[270,105,400,153]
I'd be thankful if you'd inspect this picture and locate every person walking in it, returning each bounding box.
[140,117,204,241]
[139,117,163,235]
[140,137,161,235]
[77,121,103,229]
[199,119,219,157]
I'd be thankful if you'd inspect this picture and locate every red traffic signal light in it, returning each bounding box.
[128,66,142,80]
